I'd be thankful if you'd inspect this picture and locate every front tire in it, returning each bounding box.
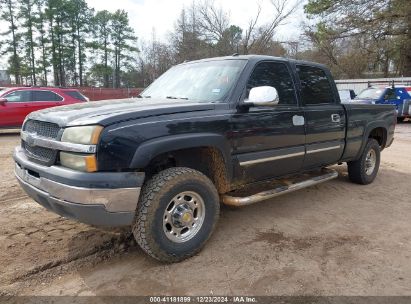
[347,138,380,185]
[133,167,220,262]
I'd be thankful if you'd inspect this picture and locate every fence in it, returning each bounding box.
[335,78,411,95]
[77,87,143,101]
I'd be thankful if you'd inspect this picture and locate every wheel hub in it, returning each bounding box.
[172,204,194,227]
[365,149,376,175]
[163,191,205,243]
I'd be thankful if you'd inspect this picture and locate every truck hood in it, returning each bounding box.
[27,98,216,127]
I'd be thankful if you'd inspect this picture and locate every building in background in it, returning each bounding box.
[0,70,11,86]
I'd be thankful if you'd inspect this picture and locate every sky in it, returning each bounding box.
[0,0,305,70]
[86,0,305,43]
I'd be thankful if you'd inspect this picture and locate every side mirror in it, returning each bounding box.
[244,86,279,106]
[0,98,7,106]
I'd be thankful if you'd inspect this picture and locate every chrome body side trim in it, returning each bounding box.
[21,131,96,153]
[306,145,341,154]
[15,163,139,212]
[239,151,305,166]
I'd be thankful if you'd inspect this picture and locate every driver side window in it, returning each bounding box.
[5,90,31,102]
[246,61,297,105]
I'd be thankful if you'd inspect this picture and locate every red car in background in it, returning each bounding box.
[0,87,88,129]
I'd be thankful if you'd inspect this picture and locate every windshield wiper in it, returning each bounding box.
[137,94,151,98]
[166,96,188,100]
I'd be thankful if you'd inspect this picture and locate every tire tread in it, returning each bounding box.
[132,167,219,262]
[348,138,380,185]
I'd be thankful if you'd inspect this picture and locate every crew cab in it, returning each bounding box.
[0,87,88,129]
[354,85,411,122]
[13,55,396,262]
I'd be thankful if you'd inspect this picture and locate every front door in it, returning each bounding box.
[296,64,346,169]
[230,61,305,183]
[1,90,32,127]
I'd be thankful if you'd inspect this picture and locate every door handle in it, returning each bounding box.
[331,114,341,123]
[292,115,305,126]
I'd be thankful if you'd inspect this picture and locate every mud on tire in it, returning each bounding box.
[132,167,220,262]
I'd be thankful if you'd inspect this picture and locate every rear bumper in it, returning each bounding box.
[13,147,145,226]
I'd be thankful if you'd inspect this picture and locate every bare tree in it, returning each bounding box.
[304,0,411,76]
[243,0,302,54]
[197,0,229,42]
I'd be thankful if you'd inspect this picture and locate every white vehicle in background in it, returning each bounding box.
[338,89,357,102]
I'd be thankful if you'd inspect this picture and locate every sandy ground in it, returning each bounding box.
[1,122,411,296]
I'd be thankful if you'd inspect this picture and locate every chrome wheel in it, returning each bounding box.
[365,149,376,175]
[163,191,205,243]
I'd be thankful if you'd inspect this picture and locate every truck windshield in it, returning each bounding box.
[140,59,247,102]
[356,88,384,100]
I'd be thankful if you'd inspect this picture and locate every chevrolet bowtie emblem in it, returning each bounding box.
[26,134,36,147]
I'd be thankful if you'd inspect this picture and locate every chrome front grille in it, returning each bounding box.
[23,142,56,163]
[23,120,60,139]
[22,120,61,165]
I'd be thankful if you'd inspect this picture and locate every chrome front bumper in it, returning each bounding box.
[15,163,140,212]
[14,147,145,226]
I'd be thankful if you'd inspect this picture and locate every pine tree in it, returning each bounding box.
[110,10,137,88]
[1,0,22,84]
[92,10,112,87]
[19,0,37,85]
[35,0,50,85]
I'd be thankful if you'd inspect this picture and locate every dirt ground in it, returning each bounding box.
[1,122,411,296]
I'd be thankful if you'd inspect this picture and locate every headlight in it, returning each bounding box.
[60,152,97,172]
[61,125,103,145]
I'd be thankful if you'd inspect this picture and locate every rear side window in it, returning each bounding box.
[247,61,297,105]
[297,65,334,105]
[384,88,396,100]
[4,90,31,102]
[32,90,63,102]
[65,91,87,101]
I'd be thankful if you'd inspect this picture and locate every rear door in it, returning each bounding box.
[296,64,346,169]
[31,90,64,110]
[230,61,305,183]
[0,90,32,127]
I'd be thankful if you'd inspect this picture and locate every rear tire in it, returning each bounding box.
[347,138,380,185]
[132,167,220,262]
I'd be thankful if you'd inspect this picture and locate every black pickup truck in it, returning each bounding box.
[14,55,396,262]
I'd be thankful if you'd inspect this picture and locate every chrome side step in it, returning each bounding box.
[222,168,338,206]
